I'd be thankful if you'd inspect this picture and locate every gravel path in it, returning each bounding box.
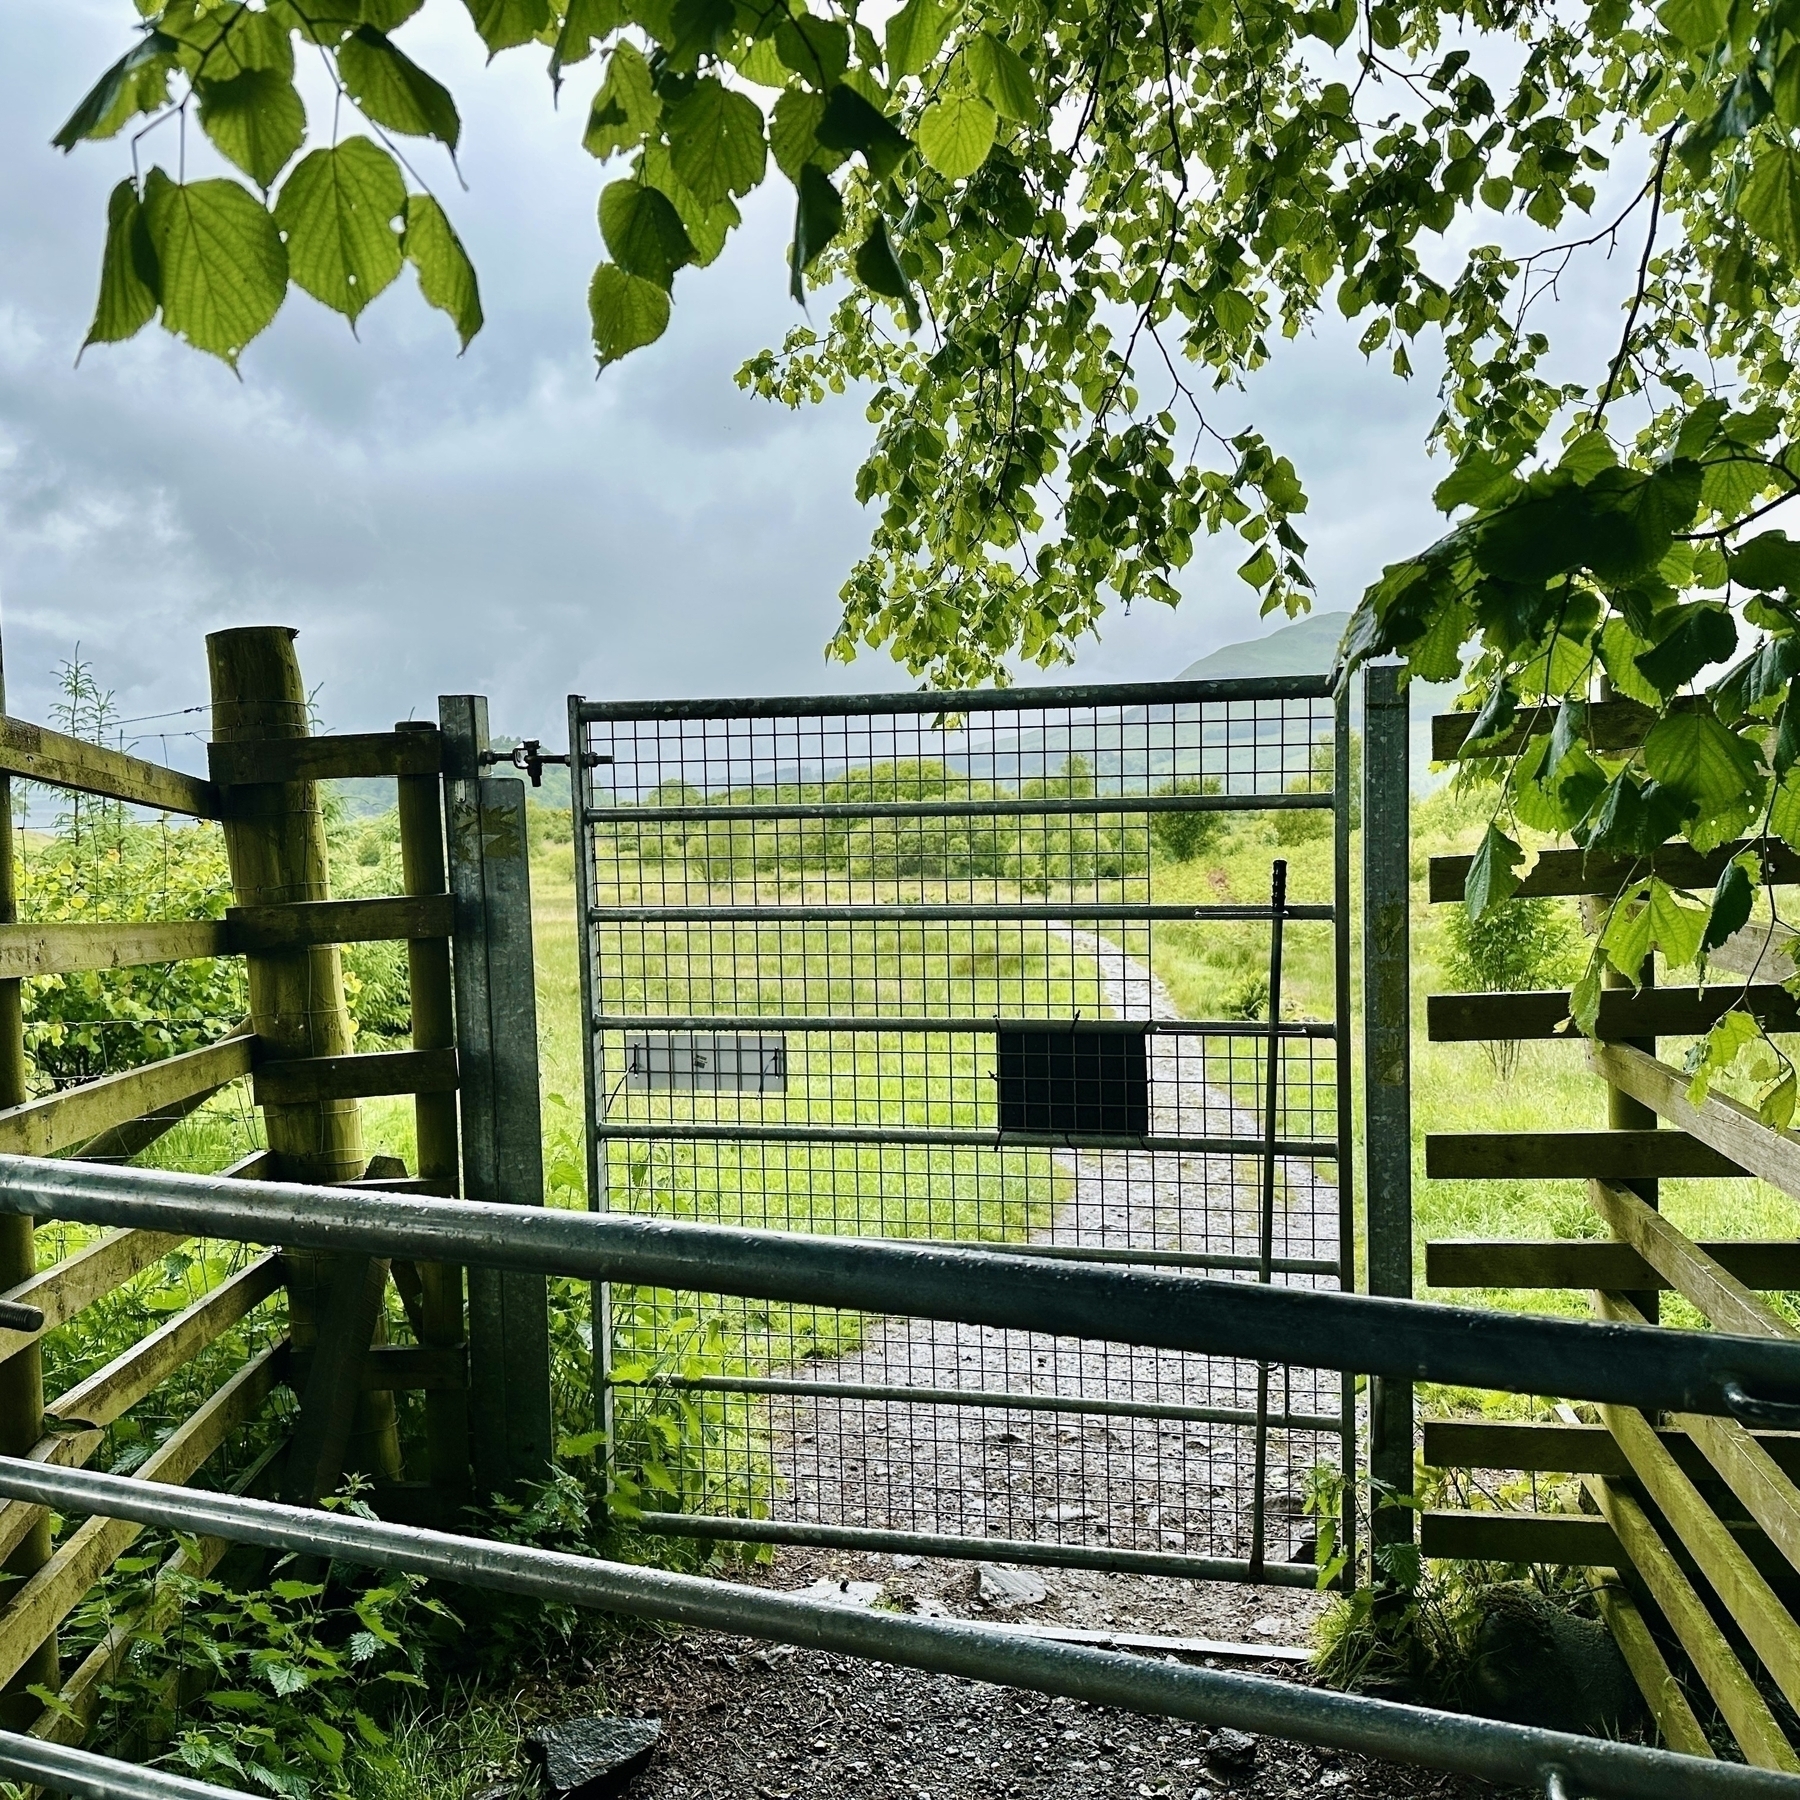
[535,1581,1523,1800]
[771,931,1343,1568]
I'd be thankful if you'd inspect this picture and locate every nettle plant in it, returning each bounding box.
[52,0,1800,1105]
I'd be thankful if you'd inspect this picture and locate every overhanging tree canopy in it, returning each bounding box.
[53,0,1800,1109]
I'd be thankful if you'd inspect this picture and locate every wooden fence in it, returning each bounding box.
[0,626,548,1762]
[1421,700,1800,1770]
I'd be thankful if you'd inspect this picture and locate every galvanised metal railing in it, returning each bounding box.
[0,1456,1783,1800]
[0,1156,1797,1799]
[5,1157,1800,1424]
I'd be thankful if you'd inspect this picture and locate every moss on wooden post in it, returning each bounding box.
[206,627,401,1486]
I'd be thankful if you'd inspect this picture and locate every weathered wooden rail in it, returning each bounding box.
[1422,699,1800,1770]
[0,625,550,1776]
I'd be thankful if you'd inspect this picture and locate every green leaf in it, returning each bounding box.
[1703,857,1754,953]
[1570,959,1603,1036]
[968,32,1036,122]
[886,0,955,77]
[141,169,287,365]
[1776,46,1800,130]
[164,3,296,75]
[1600,888,1654,984]
[1742,143,1800,259]
[364,0,426,27]
[590,262,670,364]
[585,44,660,161]
[1634,602,1736,696]
[853,216,920,329]
[402,194,483,348]
[54,34,176,149]
[1400,594,1471,685]
[336,28,461,149]
[1641,708,1762,811]
[1513,740,1605,834]
[667,78,768,207]
[770,87,830,181]
[274,138,407,323]
[1647,877,1707,972]
[551,0,624,85]
[269,0,365,44]
[1431,449,1521,513]
[775,15,851,88]
[599,180,695,291]
[461,0,550,53]
[1687,1008,1761,1104]
[672,0,736,63]
[1596,617,1662,707]
[83,180,161,351]
[1771,769,1800,850]
[197,69,306,189]
[816,85,911,180]
[918,90,995,180]
[789,164,843,301]
[1464,824,1523,921]
[1658,0,1727,47]
[1729,531,1800,592]
[640,142,739,265]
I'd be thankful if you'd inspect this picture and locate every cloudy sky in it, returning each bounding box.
[2,4,1633,765]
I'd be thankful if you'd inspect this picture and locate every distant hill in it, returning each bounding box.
[1174,612,1350,682]
[1171,609,1452,790]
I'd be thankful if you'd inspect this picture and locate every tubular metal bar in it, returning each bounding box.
[0,1456,1790,1800]
[637,1512,1324,1583]
[576,673,1334,721]
[590,902,1334,924]
[946,1241,1341,1276]
[4,1157,1800,1421]
[589,1121,1340,1157]
[0,1727,244,1800]
[1249,858,1289,1580]
[591,1013,1339,1039]
[608,1371,1344,1431]
[586,791,1334,823]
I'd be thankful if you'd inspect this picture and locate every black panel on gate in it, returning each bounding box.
[995,1027,1150,1138]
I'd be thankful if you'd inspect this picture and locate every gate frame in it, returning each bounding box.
[569,673,1359,1584]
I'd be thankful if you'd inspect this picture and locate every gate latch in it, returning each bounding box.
[480,741,612,787]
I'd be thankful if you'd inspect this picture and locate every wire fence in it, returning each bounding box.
[574,678,1354,1576]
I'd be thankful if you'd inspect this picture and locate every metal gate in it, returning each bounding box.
[569,675,1353,1583]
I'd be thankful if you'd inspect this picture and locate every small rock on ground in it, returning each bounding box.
[977,1565,1048,1608]
[527,1716,661,1799]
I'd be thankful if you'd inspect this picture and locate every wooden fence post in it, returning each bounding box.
[395,719,470,1497]
[440,697,553,1497]
[206,628,402,1496]
[0,643,55,1721]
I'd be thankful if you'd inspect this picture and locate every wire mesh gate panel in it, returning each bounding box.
[570,676,1353,1581]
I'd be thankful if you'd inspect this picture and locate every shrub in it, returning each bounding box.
[1150,777,1226,862]
[1442,896,1581,1074]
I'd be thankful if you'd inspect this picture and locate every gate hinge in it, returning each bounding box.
[479,741,612,787]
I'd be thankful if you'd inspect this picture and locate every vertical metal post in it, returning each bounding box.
[0,640,55,1721]
[1361,663,1414,1574]
[395,720,470,1497]
[1332,683,1357,1584]
[1248,858,1287,1580]
[567,698,613,1456]
[440,696,553,1497]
